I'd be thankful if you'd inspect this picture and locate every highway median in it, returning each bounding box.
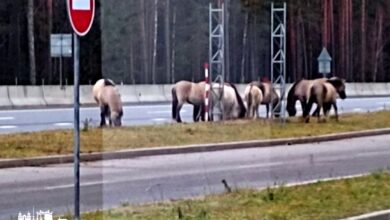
[72,172,390,220]
[0,111,389,168]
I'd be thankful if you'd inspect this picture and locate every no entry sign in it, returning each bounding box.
[67,0,95,36]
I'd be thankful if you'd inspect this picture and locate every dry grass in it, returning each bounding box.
[76,172,390,220]
[1,111,390,159]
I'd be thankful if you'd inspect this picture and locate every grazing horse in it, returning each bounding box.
[244,83,263,119]
[209,83,246,120]
[286,78,328,117]
[303,77,347,123]
[171,80,206,123]
[93,79,123,127]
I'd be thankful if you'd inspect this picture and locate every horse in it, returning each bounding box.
[286,78,328,117]
[244,83,263,119]
[171,81,246,122]
[93,79,123,127]
[209,82,246,120]
[171,80,206,123]
[249,81,280,118]
[303,77,347,123]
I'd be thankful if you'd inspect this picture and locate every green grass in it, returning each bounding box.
[70,172,390,220]
[1,111,390,159]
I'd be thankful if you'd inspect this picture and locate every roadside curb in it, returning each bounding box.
[340,209,390,220]
[0,128,390,169]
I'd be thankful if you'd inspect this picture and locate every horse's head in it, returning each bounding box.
[328,77,347,99]
[111,110,123,127]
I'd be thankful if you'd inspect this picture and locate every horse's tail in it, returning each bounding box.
[228,82,246,118]
[247,85,253,115]
[258,83,266,98]
[104,78,116,86]
[171,86,178,119]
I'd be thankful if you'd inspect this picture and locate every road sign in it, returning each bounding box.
[50,34,72,57]
[67,0,95,36]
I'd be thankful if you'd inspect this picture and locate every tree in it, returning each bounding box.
[27,0,36,85]
[152,0,158,84]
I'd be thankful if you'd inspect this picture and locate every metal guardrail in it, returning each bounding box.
[0,83,388,108]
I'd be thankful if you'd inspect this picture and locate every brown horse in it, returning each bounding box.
[249,81,280,118]
[303,77,347,123]
[171,80,206,123]
[171,80,246,122]
[244,83,263,119]
[93,79,123,127]
[286,78,328,117]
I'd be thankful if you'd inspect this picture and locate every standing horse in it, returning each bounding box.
[171,81,246,122]
[303,77,347,123]
[93,79,123,127]
[286,78,328,117]
[171,80,206,123]
[244,83,263,119]
[249,81,280,118]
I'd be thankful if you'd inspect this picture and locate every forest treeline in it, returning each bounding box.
[0,0,389,85]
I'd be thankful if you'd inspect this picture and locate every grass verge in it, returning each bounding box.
[74,172,390,220]
[1,111,390,159]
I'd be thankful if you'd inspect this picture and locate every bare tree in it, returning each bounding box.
[361,0,366,81]
[171,0,176,83]
[373,3,384,82]
[165,0,171,83]
[152,0,159,84]
[27,0,36,85]
[240,11,249,83]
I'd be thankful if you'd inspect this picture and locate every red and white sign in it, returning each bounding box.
[67,0,95,36]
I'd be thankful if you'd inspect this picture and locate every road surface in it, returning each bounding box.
[0,97,389,134]
[1,134,390,218]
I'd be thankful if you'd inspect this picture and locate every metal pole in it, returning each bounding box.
[73,33,80,220]
[60,57,63,88]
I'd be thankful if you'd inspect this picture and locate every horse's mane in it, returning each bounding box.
[104,78,116,86]
[227,82,246,118]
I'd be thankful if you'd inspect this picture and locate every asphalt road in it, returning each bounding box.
[1,134,390,218]
[0,97,389,134]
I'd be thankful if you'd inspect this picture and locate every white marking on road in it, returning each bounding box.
[148,110,184,114]
[353,108,364,112]
[0,125,17,129]
[0,117,14,121]
[54,123,73,127]
[152,118,168,122]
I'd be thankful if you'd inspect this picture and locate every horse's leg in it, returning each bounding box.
[303,98,315,123]
[300,100,306,116]
[200,104,206,121]
[316,100,323,123]
[312,105,321,117]
[332,102,339,122]
[107,107,113,126]
[99,105,107,127]
[176,103,183,123]
[253,105,257,119]
[266,104,269,118]
[193,105,200,122]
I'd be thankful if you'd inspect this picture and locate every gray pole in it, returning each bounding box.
[73,33,80,220]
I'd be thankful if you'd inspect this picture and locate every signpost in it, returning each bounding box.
[67,0,95,219]
[50,34,72,87]
[318,47,332,78]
